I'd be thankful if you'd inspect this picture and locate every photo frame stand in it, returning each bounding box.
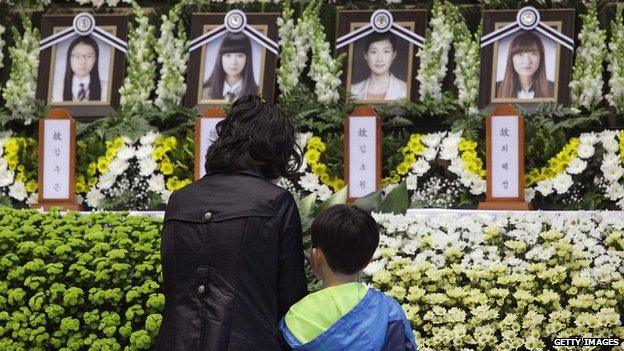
[194,107,226,180]
[344,106,382,202]
[32,108,81,211]
[478,105,531,210]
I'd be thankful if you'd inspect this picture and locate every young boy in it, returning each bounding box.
[280,205,417,350]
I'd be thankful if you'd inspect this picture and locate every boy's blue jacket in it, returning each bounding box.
[280,288,417,351]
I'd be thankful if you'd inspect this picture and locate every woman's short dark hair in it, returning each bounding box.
[364,32,396,53]
[204,95,301,179]
[311,204,379,275]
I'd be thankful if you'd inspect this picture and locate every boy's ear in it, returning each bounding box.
[311,247,325,267]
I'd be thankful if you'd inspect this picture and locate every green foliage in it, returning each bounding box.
[378,180,408,215]
[0,209,163,350]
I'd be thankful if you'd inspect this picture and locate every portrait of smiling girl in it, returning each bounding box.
[202,33,259,101]
[496,32,555,100]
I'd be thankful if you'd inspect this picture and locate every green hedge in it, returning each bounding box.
[0,208,164,351]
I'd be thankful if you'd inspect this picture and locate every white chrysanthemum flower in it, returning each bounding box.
[525,188,536,202]
[148,174,165,193]
[422,147,437,161]
[422,133,443,148]
[579,132,598,146]
[0,158,7,171]
[27,192,38,205]
[8,181,27,201]
[602,164,624,182]
[298,172,319,191]
[553,173,574,194]
[0,168,15,187]
[470,178,486,195]
[139,158,158,177]
[406,174,418,190]
[317,184,332,201]
[535,179,554,196]
[577,144,595,159]
[86,188,105,208]
[566,158,587,175]
[136,145,155,159]
[116,146,135,161]
[412,158,431,175]
[605,183,624,200]
[108,158,129,176]
[161,189,173,204]
[602,137,619,153]
[98,172,117,190]
[363,259,387,276]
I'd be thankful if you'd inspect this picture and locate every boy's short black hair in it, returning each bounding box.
[311,204,379,275]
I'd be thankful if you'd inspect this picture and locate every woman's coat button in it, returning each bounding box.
[203,211,213,221]
[197,285,205,295]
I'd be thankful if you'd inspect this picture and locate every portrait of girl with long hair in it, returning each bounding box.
[496,32,555,100]
[51,35,109,102]
[201,32,259,101]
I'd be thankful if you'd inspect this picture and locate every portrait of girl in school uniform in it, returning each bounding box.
[49,34,114,104]
[198,31,265,104]
[347,31,412,104]
[492,30,558,103]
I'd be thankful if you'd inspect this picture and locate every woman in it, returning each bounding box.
[351,32,407,101]
[202,33,259,101]
[496,32,555,99]
[155,95,307,350]
[52,35,107,102]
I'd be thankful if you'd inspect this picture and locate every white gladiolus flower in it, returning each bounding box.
[8,181,27,201]
[566,158,587,175]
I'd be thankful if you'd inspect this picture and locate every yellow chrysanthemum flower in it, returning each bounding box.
[166,177,179,191]
[97,157,109,174]
[152,147,166,161]
[160,160,174,175]
[25,180,38,193]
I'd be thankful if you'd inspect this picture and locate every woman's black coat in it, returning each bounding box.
[154,171,308,350]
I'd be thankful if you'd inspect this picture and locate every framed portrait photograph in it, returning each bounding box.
[336,10,427,104]
[479,9,575,109]
[186,12,279,109]
[36,14,129,118]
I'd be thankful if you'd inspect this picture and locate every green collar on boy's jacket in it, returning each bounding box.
[284,282,368,344]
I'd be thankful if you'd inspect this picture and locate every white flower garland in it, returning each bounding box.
[569,0,607,110]
[295,132,336,201]
[276,0,312,95]
[306,0,343,105]
[606,7,624,113]
[154,3,189,112]
[416,0,453,101]
[2,14,40,126]
[119,3,157,115]
[404,132,445,191]
[137,131,172,204]
[0,131,35,204]
[85,137,134,208]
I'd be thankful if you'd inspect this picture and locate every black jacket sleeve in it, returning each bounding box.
[275,191,308,318]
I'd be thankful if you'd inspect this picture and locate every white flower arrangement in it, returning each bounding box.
[599,131,624,208]
[119,2,157,115]
[0,25,6,72]
[276,0,311,95]
[2,13,40,126]
[305,0,343,105]
[569,0,607,110]
[0,132,36,204]
[439,132,486,195]
[85,132,175,209]
[416,0,454,101]
[367,211,624,349]
[154,3,189,111]
[606,7,624,113]
[450,5,481,114]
